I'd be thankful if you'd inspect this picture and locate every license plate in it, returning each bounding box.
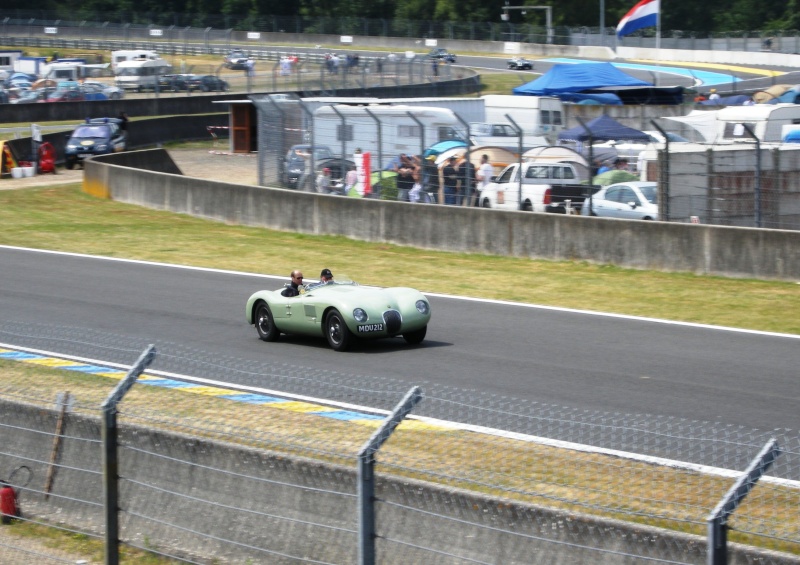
[357,323,383,333]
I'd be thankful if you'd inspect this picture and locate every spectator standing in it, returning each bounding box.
[440,156,459,205]
[118,112,129,141]
[476,154,494,204]
[1,480,18,525]
[316,167,331,193]
[708,88,720,101]
[457,157,476,207]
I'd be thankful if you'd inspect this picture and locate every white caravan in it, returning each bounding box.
[115,58,172,91]
[111,50,159,72]
[716,104,800,143]
[481,95,565,142]
[312,104,465,160]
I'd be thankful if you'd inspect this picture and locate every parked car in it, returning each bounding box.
[507,57,534,70]
[280,144,334,189]
[246,279,431,351]
[479,161,584,212]
[64,117,127,169]
[185,74,229,92]
[427,48,456,63]
[224,49,250,70]
[581,181,659,220]
[46,82,86,102]
[82,80,124,100]
[158,74,193,91]
[10,89,48,104]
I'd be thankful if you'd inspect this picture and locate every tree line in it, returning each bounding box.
[5,0,798,34]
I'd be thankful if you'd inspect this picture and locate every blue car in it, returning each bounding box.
[65,118,127,169]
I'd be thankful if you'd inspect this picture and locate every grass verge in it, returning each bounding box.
[0,184,798,335]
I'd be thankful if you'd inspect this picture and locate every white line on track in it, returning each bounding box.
[4,244,799,340]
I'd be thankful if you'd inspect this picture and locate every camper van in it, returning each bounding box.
[115,58,172,91]
[482,95,564,142]
[111,50,159,72]
[42,61,109,81]
[469,122,548,151]
[312,105,465,160]
[716,104,800,143]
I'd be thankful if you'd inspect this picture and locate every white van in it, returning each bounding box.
[469,122,548,151]
[111,50,159,72]
[313,104,465,159]
[482,95,564,142]
[115,58,172,91]
[716,104,800,143]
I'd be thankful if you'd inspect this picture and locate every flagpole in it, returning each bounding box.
[656,1,661,50]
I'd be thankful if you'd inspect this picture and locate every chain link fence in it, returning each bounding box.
[1,13,800,52]
[1,321,799,563]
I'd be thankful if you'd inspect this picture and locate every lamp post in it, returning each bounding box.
[600,0,605,46]
[501,4,553,44]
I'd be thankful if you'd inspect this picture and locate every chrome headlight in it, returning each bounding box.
[415,300,430,315]
[353,308,368,323]
[67,144,78,150]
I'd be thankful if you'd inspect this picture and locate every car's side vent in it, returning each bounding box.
[383,310,402,335]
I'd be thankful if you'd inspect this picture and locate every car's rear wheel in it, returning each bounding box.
[65,159,75,170]
[255,302,280,342]
[481,198,491,208]
[325,310,352,352]
[522,200,533,212]
[403,326,427,345]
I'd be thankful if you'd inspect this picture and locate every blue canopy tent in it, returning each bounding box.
[513,62,682,105]
[557,114,651,143]
[513,62,651,96]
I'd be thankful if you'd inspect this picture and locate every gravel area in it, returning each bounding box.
[0,148,259,190]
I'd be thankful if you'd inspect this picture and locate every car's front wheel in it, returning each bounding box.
[255,302,280,341]
[325,310,352,352]
[403,326,427,345]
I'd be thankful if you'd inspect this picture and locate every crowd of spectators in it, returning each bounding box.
[386,152,478,205]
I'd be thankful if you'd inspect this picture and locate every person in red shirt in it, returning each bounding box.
[1,480,18,524]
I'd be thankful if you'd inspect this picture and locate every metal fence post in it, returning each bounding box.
[742,123,762,227]
[358,386,423,565]
[505,114,524,211]
[100,345,157,565]
[650,119,671,221]
[706,438,781,565]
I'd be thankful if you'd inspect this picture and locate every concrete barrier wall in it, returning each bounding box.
[8,397,795,565]
[85,149,800,281]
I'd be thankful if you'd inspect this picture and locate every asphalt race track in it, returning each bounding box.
[1,246,798,433]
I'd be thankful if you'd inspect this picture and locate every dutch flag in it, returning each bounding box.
[616,0,659,38]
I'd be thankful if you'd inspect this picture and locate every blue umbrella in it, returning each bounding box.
[422,139,467,158]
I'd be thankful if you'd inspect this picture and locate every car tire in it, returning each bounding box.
[403,325,427,345]
[254,302,280,342]
[522,200,533,212]
[481,198,491,208]
[65,159,75,170]
[325,309,352,352]
[201,85,210,92]
[643,216,654,220]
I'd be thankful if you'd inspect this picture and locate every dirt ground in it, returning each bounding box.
[0,148,259,190]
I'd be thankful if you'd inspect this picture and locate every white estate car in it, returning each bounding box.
[581,181,659,220]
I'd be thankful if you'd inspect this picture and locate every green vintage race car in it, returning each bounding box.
[245,279,431,351]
